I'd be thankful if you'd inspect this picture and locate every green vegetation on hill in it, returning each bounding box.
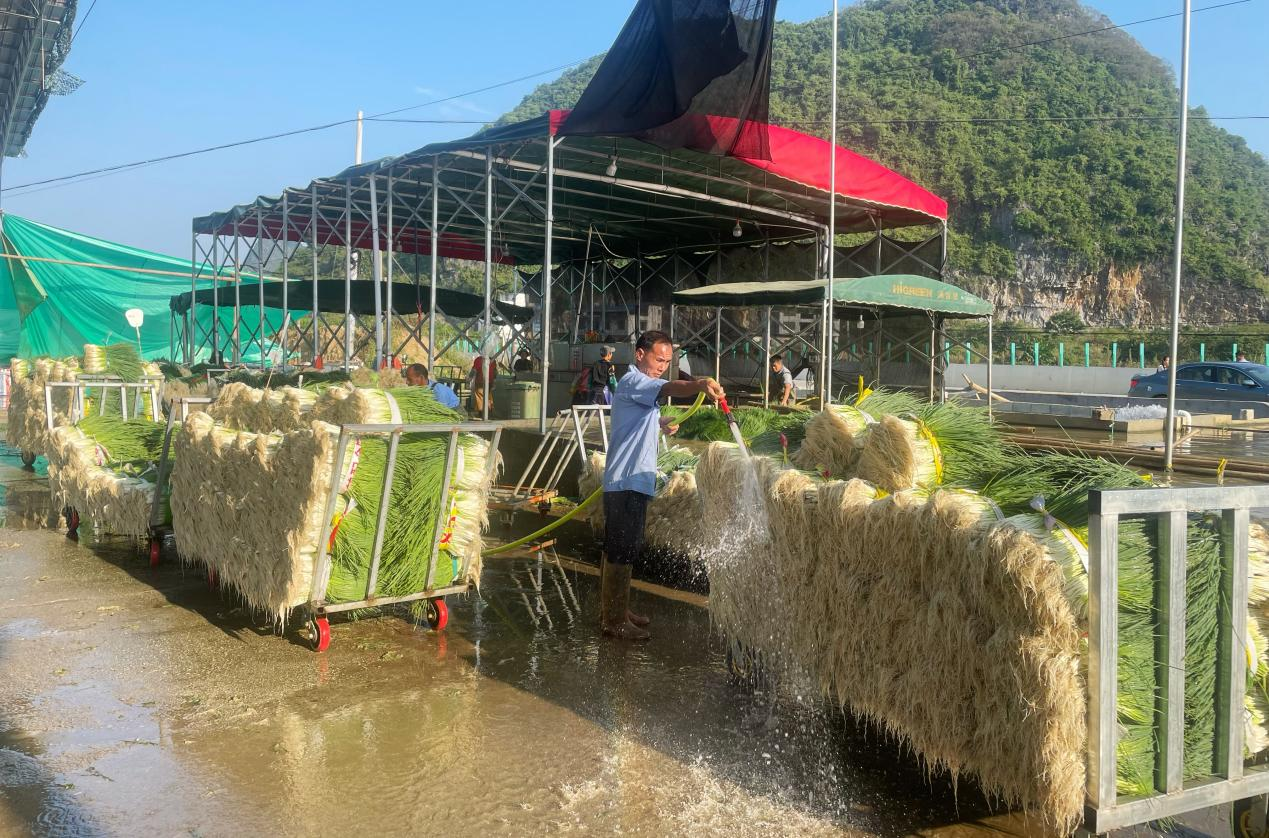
[500,0,1269,294]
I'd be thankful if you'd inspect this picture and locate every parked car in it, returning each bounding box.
[1128,361,1269,401]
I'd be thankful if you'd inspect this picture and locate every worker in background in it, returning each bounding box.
[513,349,533,373]
[770,354,794,406]
[1156,355,1170,373]
[467,353,497,415]
[602,330,724,640]
[590,345,618,404]
[1237,350,1249,363]
[404,363,460,409]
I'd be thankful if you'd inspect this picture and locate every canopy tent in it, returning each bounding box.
[189,109,949,427]
[171,279,533,324]
[672,274,992,318]
[0,213,283,362]
[671,275,995,406]
[191,110,947,266]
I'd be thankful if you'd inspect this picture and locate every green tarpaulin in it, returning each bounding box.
[672,274,993,318]
[0,214,284,363]
[170,279,535,324]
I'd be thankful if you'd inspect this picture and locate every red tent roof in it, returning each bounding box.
[551,109,947,224]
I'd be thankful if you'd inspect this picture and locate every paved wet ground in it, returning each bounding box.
[0,438,1238,837]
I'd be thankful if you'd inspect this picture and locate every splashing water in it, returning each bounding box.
[701,425,770,572]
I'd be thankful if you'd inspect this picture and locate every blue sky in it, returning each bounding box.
[3,0,1265,256]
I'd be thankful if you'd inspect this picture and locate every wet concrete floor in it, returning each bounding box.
[0,441,1236,837]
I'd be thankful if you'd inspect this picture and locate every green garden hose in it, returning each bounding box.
[484,392,708,556]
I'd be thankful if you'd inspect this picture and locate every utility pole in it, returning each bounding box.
[355,110,364,165]
[1163,0,1191,472]
[822,0,839,407]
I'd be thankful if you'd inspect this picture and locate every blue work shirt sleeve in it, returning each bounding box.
[624,368,666,408]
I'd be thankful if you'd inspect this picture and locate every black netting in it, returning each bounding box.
[560,0,777,159]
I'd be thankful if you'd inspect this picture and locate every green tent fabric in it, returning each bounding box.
[672,274,993,318]
[0,214,286,363]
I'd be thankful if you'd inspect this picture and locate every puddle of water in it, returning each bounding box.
[0,435,1225,837]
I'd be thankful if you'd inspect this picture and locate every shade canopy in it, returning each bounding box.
[170,279,535,325]
[672,274,993,318]
[192,111,948,265]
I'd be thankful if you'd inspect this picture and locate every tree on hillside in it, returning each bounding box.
[496,0,1269,307]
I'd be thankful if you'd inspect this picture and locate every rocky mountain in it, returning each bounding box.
[499,0,1269,327]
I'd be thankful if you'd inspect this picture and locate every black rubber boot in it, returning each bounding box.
[601,562,650,641]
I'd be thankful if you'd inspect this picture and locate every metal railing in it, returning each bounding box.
[44,379,162,429]
[308,421,503,617]
[1085,484,1269,832]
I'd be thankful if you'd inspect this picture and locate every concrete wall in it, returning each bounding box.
[946,363,1141,396]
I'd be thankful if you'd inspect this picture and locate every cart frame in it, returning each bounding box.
[1084,483,1269,834]
[304,421,503,644]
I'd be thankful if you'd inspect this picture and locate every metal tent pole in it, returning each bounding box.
[714,307,722,383]
[763,305,772,407]
[281,192,289,366]
[874,312,882,389]
[928,320,936,402]
[344,181,353,371]
[369,174,385,370]
[1164,0,1192,472]
[482,148,494,420]
[986,314,994,419]
[256,210,265,370]
[211,234,220,363]
[232,220,242,364]
[823,0,839,407]
[311,184,319,365]
[541,136,556,433]
[386,171,394,364]
[429,162,439,369]
[188,231,197,363]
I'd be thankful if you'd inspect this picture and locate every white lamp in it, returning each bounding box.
[125,308,144,353]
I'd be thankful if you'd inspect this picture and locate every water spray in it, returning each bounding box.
[716,397,750,457]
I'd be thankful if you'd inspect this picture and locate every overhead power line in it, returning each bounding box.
[873,0,1253,77]
[2,57,593,195]
[793,114,1269,128]
[3,0,1258,196]
[70,0,98,44]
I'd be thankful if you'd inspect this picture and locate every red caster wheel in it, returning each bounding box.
[309,616,331,652]
[66,508,80,539]
[148,539,161,567]
[426,598,449,632]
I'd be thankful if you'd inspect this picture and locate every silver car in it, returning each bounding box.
[1129,361,1269,400]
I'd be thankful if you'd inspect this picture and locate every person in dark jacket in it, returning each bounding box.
[590,345,617,404]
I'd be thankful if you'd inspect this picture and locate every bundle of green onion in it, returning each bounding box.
[82,343,143,382]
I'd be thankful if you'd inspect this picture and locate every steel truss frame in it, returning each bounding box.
[187,124,947,428]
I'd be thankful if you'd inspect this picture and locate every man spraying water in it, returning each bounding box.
[602,330,725,640]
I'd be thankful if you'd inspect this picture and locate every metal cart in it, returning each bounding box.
[304,420,503,652]
[44,379,163,538]
[1083,484,1269,836]
[146,396,213,567]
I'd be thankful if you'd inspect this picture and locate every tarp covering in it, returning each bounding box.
[170,279,535,325]
[672,274,993,318]
[0,213,283,362]
[561,0,777,159]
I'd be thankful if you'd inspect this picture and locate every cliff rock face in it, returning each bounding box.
[957,253,1269,327]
